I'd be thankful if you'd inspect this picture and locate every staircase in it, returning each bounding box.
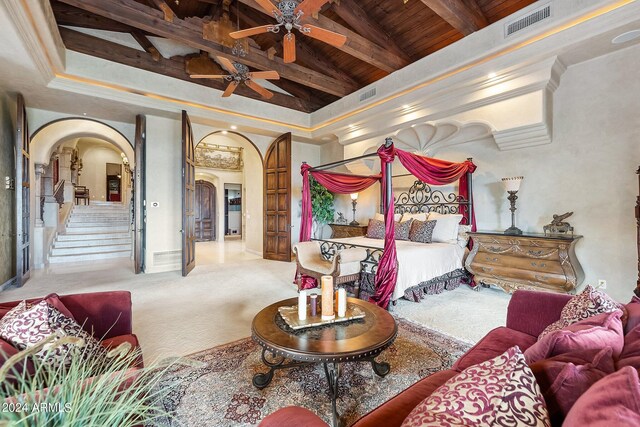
[48,202,132,264]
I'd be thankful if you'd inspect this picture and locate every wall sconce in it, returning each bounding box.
[350,193,359,225]
[502,176,524,235]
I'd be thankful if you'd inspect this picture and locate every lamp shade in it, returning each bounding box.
[350,193,359,200]
[502,176,523,192]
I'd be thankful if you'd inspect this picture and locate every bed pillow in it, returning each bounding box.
[366,219,385,239]
[400,212,428,222]
[563,366,640,427]
[457,224,472,248]
[616,322,640,370]
[409,220,437,244]
[374,212,402,222]
[395,220,412,241]
[428,212,463,243]
[524,310,624,364]
[401,346,550,427]
[539,285,624,339]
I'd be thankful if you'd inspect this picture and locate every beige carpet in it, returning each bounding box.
[0,241,511,362]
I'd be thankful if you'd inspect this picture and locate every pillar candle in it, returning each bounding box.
[321,275,335,320]
[337,288,347,318]
[310,294,318,317]
[298,290,307,321]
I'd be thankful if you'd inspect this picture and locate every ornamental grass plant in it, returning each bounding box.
[0,334,178,427]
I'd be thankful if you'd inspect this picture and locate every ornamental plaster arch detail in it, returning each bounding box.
[30,118,135,167]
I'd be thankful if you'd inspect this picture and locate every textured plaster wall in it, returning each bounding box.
[77,144,124,201]
[323,44,640,302]
[0,91,16,286]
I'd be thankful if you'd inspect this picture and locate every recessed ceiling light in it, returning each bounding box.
[230,125,237,130]
[348,124,355,129]
[221,130,228,135]
[402,104,410,109]
[488,72,497,79]
[82,112,87,116]
[612,29,640,44]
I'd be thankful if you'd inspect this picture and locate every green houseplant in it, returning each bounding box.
[310,176,335,238]
[0,336,177,427]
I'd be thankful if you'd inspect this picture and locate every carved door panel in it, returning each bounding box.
[182,111,196,276]
[263,133,291,261]
[15,94,30,285]
[134,115,146,274]
[195,180,216,242]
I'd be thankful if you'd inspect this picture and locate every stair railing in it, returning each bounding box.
[54,179,65,208]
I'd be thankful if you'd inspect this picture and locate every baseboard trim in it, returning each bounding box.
[0,276,17,292]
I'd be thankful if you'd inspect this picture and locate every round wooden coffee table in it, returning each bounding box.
[252,297,397,427]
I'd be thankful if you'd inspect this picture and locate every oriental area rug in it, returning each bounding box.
[154,318,471,427]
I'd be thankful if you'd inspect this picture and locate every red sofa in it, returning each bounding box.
[0,291,141,367]
[260,290,640,427]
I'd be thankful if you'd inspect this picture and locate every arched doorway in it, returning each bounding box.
[194,131,263,260]
[29,118,139,272]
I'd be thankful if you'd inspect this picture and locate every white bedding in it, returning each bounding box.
[324,236,465,301]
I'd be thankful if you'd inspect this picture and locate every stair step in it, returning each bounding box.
[64,226,130,234]
[48,250,131,264]
[66,221,130,228]
[54,238,132,248]
[56,232,131,241]
[68,217,130,223]
[51,243,132,256]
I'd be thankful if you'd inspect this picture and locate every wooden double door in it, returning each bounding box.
[195,180,216,242]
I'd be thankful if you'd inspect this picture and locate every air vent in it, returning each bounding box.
[505,3,551,37]
[359,87,376,102]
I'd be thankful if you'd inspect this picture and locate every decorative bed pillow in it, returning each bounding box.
[563,366,640,427]
[366,219,385,239]
[524,310,624,364]
[457,224,472,248]
[401,346,550,427]
[617,322,640,370]
[428,212,463,243]
[400,212,428,222]
[529,347,614,424]
[395,220,412,240]
[408,220,437,244]
[374,212,402,222]
[539,285,624,339]
[0,300,107,369]
[0,293,74,320]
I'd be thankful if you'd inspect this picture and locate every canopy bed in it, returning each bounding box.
[296,138,477,309]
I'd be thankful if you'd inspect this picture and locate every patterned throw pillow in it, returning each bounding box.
[395,220,412,240]
[457,224,472,248]
[409,220,437,244]
[0,300,107,369]
[401,346,550,427]
[366,219,385,239]
[538,285,624,339]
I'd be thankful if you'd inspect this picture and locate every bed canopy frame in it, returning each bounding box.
[299,138,477,309]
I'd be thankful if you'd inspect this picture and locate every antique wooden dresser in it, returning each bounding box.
[466,231,584,294]
[328,223,368,238]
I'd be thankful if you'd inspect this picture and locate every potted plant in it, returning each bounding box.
[310,176,335,238]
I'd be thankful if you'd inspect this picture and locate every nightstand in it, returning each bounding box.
[466,231,584,294]
[328,223,368,238]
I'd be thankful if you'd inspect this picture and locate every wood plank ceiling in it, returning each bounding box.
[51,0,537,112]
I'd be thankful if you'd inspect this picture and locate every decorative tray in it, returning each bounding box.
[278,303,365,330]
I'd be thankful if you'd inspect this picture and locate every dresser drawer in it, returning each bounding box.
[471,264,570,289]
[474,254,564,275]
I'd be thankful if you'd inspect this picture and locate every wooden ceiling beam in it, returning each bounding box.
[418,0,488,35]
[57,0,355,97]
[329,0,411,64]
[130,30,162,61]
[237,4,360,88]
[238,0,410,73]
[59,27,323,112]
[149,0,176,22]
[51,2,137,33]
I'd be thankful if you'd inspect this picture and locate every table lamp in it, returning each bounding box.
[350,193,359,225]
[502,176,524,235]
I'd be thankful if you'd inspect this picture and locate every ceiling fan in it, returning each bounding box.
[190,56,280,99]
[230,0,347,63]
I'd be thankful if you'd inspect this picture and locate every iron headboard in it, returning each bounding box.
[393,180,472,225]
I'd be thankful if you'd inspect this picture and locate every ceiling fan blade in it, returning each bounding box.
[254,0,282,17]
[295,0,330,19]
[283,32,296,63]
[302,24,347,48]
[245,80,274,99]
[249,71,280,80]
[230,25,273,39]
[222,81,240,98]
[216,56,239,74]
[190,74,227,79]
